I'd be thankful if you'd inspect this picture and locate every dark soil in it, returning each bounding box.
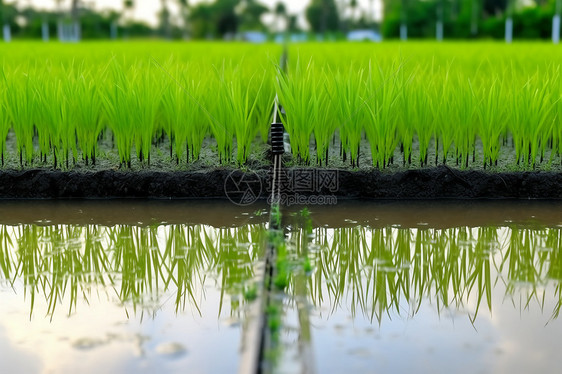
[1,166,561,199]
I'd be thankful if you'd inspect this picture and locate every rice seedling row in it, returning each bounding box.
[1,42,561,171]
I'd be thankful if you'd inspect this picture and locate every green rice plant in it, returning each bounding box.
[160,74,201,163]
[2,68,36,166]
[71,69,104,165]
[275,58,319,164]
[448,77,477,168]
[102,60,135,166]
[255,70,276,143]
[509,71,555,168]
[311,70,338,166]
[472,77,506,167]
[551,67,562,163]
[396,68,416,166]
[330,65,367,167]
[432,67,459,165]
[215,63,269,165]
[363,63,401,168]
[35,72,79,168]
[130,62,163,164]
[34,76,59,165]
[199,66,234,164]
[0,84,9,166]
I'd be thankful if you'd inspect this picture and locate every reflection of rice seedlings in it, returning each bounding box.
[163,225,205,314]
[15,226,41,318]
[0,223,266,319]
[211,226,262,316]
[109,225,165,316]
[546,229,562,281]
[0,226,13,279]
[297,225,562,325]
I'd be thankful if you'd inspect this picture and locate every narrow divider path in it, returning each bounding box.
[240,45,316,374]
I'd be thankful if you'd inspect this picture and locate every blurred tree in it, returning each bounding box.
[71,0,79,21]
[471,0,481,35]
[239,0,268,31]
[274,1,287,31]
[483,0,507,15]
[287,14,299,31]
[306,0,340,33]
[122,0,134,37]
[159,0,171,38]
[177,0,190,37]
[215,0,238,36]
[0,0,12,25]
[189,2,215,38]
[349,0,358,21]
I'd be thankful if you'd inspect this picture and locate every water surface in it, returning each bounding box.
[1,200,562,373]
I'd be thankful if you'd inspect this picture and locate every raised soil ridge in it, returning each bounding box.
[0,166,561,199]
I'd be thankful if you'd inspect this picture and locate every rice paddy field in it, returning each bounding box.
[1,41,562,172]
[2,41,562,374]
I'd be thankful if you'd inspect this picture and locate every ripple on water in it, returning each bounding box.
[72,337,107,350]
[155,342,188,359]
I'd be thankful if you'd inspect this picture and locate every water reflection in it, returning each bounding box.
[0,224,266,319]
[3,217,562,374]
[282,223,562,374]
[285,225,562,324]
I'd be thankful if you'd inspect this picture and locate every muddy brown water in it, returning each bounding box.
[1,199,562,228]
[1,200,562,374]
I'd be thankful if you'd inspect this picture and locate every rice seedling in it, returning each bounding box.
[215,62,271,165]
[363,63,401,168]
[71,69,104,165]
[509,71,556,167]
[330,65,367,167]
[2,68,36,166]
[102,59,136,167]
[275,58,318,164]
[0,85,9,167]
[130,63,163,165]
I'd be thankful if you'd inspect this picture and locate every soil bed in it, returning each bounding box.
[1,130,562,200]
[0,166,561,199]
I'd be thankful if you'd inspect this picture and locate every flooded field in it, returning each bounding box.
[1,200,562,373]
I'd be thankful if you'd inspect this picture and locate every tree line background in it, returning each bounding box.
[0,0,559,40]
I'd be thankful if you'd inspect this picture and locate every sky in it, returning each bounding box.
[13,0,383,28]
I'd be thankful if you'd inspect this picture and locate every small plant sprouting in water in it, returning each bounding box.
[270,203,281,229]
[303,257,313,274]
[243,283,258,302]
[273,243,289,290]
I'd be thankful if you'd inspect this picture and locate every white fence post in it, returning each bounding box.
[2,24,10,42]
[553,15,560,44]
[505,17,513,43]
